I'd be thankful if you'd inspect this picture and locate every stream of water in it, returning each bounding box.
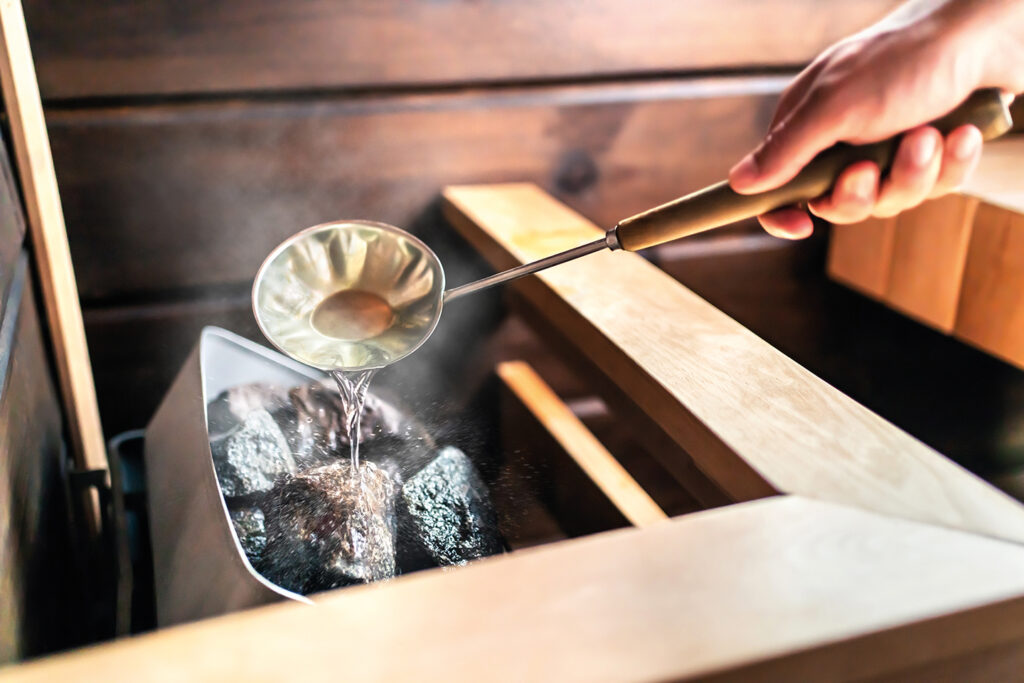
[330,368,377,469]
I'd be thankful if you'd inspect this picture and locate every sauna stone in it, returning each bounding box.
[260,461,397,594]
[210,409,297,498]
[207,383,293,440]
[229,507,267,564]
[360,434,438,484]
[287,381,406,466]
[401,447,504,566]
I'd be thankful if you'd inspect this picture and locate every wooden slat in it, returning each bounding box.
[509,296,732,510]
[47,76,785,301]
[826,216,896,299]
[497,360,667,528]
[8,497,1024,681]
[884,194,979,332]
[955,203,1024,369]
[442,182,1024,543]
[963,137,1024,214]
[24,0,900,99]
[827,139,1024,309]
[0,0,106,472]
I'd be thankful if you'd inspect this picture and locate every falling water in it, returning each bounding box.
[331,368,377,469]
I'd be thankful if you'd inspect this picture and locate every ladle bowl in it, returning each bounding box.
[253,220,445,372]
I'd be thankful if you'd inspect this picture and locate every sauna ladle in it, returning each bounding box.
[444,88,1014,299]
[253,88,1013,372]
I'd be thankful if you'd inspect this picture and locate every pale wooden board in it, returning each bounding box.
[497,360,667,528]
[826,216,896,299]
[963,137,1024,214]
[884,194,979,332]
[441,183,1024,543]
[955,203,1024,369]
[7,497,1024,682]
[0,0,105,471]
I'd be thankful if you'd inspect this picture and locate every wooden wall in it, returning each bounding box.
[22,0,901,433]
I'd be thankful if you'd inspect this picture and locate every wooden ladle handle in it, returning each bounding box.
[612,88,1014,252]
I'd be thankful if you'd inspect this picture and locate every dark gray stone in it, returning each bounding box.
[229,507,267,564]
[206,383,293,439]
[287,381,406,466]
[401,447,503,566]
[260,461,397,594]
[211,409,297,498]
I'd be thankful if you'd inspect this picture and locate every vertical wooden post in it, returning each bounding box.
[0,0,107,474]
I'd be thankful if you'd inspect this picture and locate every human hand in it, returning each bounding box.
[729,0,1024,239]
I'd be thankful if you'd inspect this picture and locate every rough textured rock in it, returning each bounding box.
[260,461,397,594]
[208,379,504,593]
[402,447,503,566]
[229,507,267,564]
[210,409,297,498]
[207,383,293,439]
[287,381,406,466]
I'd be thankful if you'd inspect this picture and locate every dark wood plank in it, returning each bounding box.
[25,0,899,100]
[49,76,785,301]
[0,130,26,307]
[83,295,260,435]
[0,254,77,661]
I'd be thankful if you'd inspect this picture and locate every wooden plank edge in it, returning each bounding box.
[7,497,1024,681]
[440,182,1024,545]
[497,359,668,528]
[442,185,777,503]
[0,0,106,473]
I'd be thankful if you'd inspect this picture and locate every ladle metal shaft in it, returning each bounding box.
[442,234,616,303]
[442,88,1012,306]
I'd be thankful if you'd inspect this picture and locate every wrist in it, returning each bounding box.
[938,0,1024,92]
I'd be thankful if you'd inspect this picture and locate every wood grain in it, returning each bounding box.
[509,295,733,510]
[497,360,667,528]
[955,203,1024,369]
[885,194,979,332]
[8,497,1024,682]
[0,0,106,472]
[23,0,899,99]
[47,76,785,301]
[442,182,1024,542]
[826,216,896,299]
[963,137,1024,214]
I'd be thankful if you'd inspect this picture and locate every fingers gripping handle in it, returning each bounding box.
[611,88,1014,252]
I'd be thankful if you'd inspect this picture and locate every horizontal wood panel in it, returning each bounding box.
[25,0,898,99]
[9,497,1024,682]
[48,76,785,301]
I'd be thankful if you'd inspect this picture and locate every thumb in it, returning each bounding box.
[730,90,845,194]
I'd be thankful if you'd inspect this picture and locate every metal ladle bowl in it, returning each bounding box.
[253,220,445,372]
